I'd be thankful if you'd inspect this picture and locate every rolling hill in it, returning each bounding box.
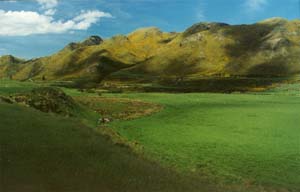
[2,17,300,89]
[0,55,25,79]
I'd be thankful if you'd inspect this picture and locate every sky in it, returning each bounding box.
[0,0,299,59]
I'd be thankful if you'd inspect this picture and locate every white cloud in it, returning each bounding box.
[0,0,112,36]
[36,0,58,10]
[245,0,268,11]
[44,9,56,16]
[0,10,112,36]
[36,0,58,16]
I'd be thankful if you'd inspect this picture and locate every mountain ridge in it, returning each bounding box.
[1,17,300,89]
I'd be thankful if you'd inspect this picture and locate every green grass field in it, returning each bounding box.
[0,79,39,95]
[0,81,213,192]
[1,79,300,191]
[107,92,300,191]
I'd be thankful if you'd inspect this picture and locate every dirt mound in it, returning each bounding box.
[2,87,79,117]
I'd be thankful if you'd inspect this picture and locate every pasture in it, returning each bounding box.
[1,79,300,191]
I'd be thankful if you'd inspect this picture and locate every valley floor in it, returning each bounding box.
[1,79,300,192]
[107,92,300,191]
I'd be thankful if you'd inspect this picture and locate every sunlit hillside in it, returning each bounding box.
[1,18,300,89]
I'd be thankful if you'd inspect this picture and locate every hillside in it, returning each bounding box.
[3,18,300,89]
[0,55,25,79]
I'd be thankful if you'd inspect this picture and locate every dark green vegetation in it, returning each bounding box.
[0,80,216,192]
[0,102,212,192]
[1,18,300,90]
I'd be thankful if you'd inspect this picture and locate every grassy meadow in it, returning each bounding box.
[108,92,300,191]
[0,80,214,192]
[1,79,300,191]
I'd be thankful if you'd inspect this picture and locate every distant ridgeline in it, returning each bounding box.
[1,17,300,90]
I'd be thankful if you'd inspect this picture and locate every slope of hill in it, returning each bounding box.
[109,18,300,81]
[3,18,300,89]
[0,55,25,79]
[10,33,165,87]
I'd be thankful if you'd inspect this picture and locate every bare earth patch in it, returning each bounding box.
[75,96,163,121]
[75,96,163,150]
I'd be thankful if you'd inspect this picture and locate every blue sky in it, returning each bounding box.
[0,0,299,59]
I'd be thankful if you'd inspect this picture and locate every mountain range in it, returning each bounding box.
[1,17,300,90]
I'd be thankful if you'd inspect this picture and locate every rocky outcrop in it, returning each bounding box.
[183,22,229,36]
[81,36,103,46]
[63,35,103,51]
